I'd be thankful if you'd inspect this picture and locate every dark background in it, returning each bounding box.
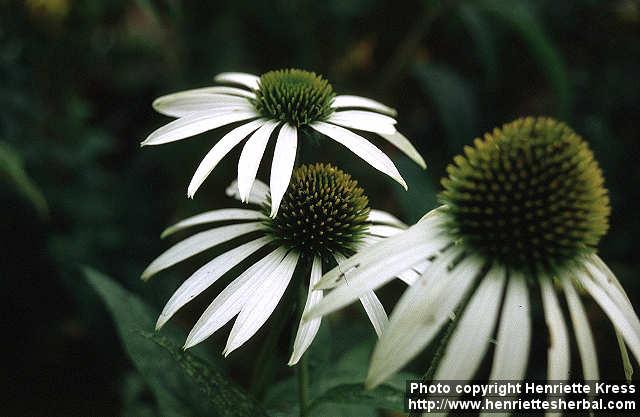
[1,0,639,415]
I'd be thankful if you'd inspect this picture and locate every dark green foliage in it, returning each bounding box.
[85,267,267,417]
[3,0,639,414]
[441,117,610,273]
[264,163,370,259]
[253,69,335,127]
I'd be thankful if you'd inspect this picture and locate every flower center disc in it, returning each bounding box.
[264,163,370,259]
[440,117,610,272]
[253,69,335,127]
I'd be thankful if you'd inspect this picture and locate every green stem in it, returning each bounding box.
[296,281,310,417]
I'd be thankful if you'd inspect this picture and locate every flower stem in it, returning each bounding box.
[296,281,310,417]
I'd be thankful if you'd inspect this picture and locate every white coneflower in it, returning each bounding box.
[305,117,640,395]
[141,69,426,216]
[142,163,424,364]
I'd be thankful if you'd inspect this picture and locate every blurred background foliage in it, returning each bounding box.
[1,0,639,415]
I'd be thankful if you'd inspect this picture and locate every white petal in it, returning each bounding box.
[154,86,256,102]
[368,224,404,238]
[225,179,269,205]
[578,271,640,364]
[313,210,446,291]
[214,72,260,90]
[489,271,531,380]
[562,277,599,381]
[616,330,634,382]
[269,124,297,217]
[141,222,263,280]
[587,255,636,311]
[184,247,287,349]
[331,95,397,117]
[141,110,259,146]
[187,119,266,198]
[334,252,388,337]
[306,221,447,323]
[395,260,433,286]
[237,120,280,202]
[153,93,252,117]
[540,275,570,385]
[288,256,323,366]
[378,130,427,169]
[434,265,506,381]
[367,209,406,227]
[583,258,640,338]
[366,252,482,388]
[161,208,265,238]
[224,250,300,355]
[358,291,388,337]
[311,121,407,189]
[328,110,397,135]
[156,236,273,329]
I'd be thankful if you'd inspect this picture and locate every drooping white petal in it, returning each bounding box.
[225,179,269,205]
[562,277,599,381]
[584,259,640,338]
[368,224,404,238]
[184,247,287,349]
[434,265,506,381]
[331,95,397,117]
[269,124,297,217]
[578,271,640,364]
[237,120,280,202]
[588,255,637,313]
[141,110,259,146]
[358,291,388,338]
[156,236,273,329]
[154,86,256,102]
[366,252,483,388]
[334,252,388,337]
[616,330,634,382]
[153,93,252,117]
[187,119,266,198]
[289,256,323,366]
[488,271,531,380]
[328,110,397,135]
[367,209,406,227]
[305,221,448,323]
[214,72,260,90]
[141,222,263,280]
[161,208,265,238]
[378,130,427,169]
[311,121,407,189]
[540,275,570,387]
[224,250,300,355]
[312,210,446,291]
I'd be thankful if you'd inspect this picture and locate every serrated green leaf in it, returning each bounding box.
[0,141,48,218]
[84,267,267,417]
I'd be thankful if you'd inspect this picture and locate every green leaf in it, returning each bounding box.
[413,63,479,152]
[474,0,571,117]
[0,141,48,218]
[84,267,267,417]
[308,383,405,412]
